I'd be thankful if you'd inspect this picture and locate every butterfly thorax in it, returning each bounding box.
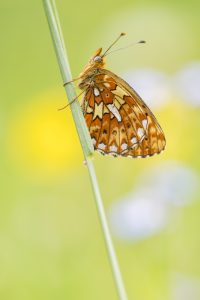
[78,48,106,90]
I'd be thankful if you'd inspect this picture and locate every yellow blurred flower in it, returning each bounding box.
[7,89,83,178]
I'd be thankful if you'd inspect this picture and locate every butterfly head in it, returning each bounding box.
[90,48,106,67]
[79,48,106,78]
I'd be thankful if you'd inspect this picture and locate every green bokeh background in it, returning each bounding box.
[1,0,200,299]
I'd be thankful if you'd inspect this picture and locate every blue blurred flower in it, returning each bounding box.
[171,273,200,300]
[134,161,198,206]
[110,196,169,241]
[174,62,200,106]
[123,69,171,109]
[109,161,198,241]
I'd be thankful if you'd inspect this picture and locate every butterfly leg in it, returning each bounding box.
[63,77,82,86]
[58,89,85,111]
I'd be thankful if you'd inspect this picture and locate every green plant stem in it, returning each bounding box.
[44,0,93,157]
[43,1,128,299]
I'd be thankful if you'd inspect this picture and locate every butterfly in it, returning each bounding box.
[66,33,166,158]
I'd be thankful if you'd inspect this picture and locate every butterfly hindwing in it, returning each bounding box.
[81,70,166,157]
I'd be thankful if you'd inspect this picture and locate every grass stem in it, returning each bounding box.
[43,1,128,299]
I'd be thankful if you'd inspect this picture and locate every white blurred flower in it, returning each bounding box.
[123,69,171,109]
[174,62,200,106]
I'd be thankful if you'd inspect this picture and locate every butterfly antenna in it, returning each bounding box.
[102,32,126,57]
[104,40,146,56]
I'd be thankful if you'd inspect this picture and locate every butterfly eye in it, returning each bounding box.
[93,56,102,62]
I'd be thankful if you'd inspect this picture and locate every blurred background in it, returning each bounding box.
[0,0,200,299]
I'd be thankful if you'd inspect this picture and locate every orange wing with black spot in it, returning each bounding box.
[81,70,166,158]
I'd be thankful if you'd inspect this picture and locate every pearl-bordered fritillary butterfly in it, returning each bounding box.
[67,33,166,158]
